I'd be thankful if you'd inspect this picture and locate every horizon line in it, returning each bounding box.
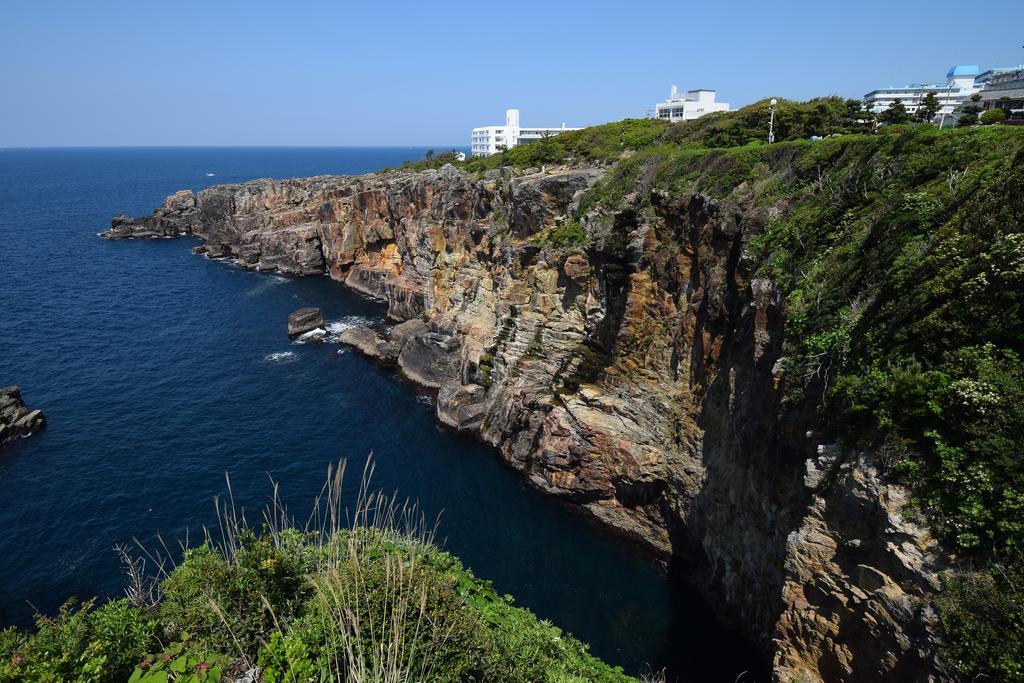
[0,144,471,151]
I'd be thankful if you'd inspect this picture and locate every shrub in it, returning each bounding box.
[531,221,587,248]
[937,549,1024,680]
[0,599,158,682]
[980,108,1009,125]
[159,529,314,654]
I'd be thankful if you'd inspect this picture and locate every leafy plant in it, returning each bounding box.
[129,640,228,682]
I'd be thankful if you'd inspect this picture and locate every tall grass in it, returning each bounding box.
[2,458,635,681]
[144,457,460,683]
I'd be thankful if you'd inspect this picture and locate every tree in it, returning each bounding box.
[880,98,910,124]
[957,95,982,127]
[917,92,941,122]
[843,99,876,133]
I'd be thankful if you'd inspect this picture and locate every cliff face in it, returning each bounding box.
[105,164,946,680]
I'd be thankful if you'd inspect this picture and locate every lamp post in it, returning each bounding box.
[768,98,778,144]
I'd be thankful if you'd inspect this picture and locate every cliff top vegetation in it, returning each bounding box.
[406,109,1024,678]
[0,464,636,683]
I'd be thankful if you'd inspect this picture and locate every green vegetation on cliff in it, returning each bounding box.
[400,96,877,175]
[401,101,1021,676]
[560,121,1024,553]
[404,101,1021,678]
[574,121,1024,680]
[0,468,634,683]
[403,108,1022,678]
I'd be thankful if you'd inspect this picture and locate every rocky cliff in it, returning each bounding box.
[0,386,45,449]
[104,162,948,680]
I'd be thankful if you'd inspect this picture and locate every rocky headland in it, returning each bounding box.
[103,122,1024,681]
[0,386,45,449]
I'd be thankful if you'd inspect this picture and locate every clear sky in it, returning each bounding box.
[2,0,1022,147]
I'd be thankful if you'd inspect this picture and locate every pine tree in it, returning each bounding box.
[880,98,910,124]
[957,95,983,127]
[918,92,941,122]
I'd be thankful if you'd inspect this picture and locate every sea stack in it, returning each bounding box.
[287,307,324,338]
[0,386,45,449]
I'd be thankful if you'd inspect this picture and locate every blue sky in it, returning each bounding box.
[2,0,1022,146]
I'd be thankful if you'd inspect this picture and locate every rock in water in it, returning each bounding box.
[0,386,45,450]
[337,326,398,365]
[100,190,198,239]
[287,307,324,338]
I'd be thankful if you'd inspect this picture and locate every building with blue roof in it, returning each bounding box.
[947,65,980,78]
[864,65,983,122]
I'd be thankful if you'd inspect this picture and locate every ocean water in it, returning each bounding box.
[0,147,763,679]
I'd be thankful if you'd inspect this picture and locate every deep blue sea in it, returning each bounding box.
[0,147,762,679]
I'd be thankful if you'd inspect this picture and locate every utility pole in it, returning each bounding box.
[939,82,956,129]
[768,99,778,144]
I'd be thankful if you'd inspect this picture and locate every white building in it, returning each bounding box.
[470,109,579,157]
[863,65,981,119]
[654,85,730,122]
[977,66,1024,113]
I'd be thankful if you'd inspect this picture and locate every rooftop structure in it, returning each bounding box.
[654,85,730,122]
[470,109,579,157]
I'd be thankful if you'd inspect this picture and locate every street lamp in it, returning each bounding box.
[768,98,778,144]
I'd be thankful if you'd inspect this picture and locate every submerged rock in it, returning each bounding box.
[0,386,45,449]
[287,307,324,338]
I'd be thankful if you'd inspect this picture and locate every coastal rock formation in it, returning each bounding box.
[107,163,947,680]
[104,190,198,238]
[287,307,325,338]
[0,386,45,448]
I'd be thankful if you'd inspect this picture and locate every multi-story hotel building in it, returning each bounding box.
[977,66,1024,113]
[470,109,578,157]
[863,66,981,119]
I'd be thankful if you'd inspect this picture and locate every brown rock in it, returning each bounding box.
[287,307,324,338]
[0,387,45,449]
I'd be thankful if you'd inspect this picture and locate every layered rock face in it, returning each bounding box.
[105,164,946,680]
[287,307,325,338]
[0,386,45,448]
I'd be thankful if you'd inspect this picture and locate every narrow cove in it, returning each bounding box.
[0,148,764,680]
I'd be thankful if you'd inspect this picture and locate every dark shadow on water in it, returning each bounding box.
[656,555,772,682]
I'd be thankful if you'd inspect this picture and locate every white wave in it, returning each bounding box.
[295,328,328,344]
[264,351,297,363]
[324,316,373,341]
[416,394,434,407]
